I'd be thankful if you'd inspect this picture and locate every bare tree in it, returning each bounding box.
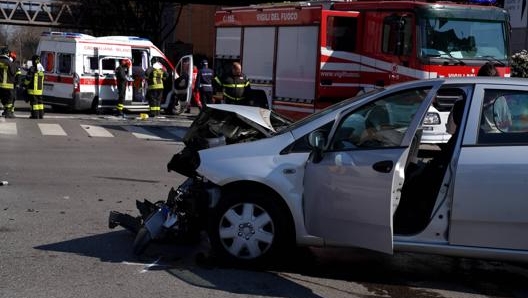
[58,0,184,48]
[7,27,45,64]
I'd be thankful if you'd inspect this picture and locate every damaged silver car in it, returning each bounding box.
[110,77,528,266]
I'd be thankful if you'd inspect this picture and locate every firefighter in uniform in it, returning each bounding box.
[214,61,251,105]
[195,59,214,110]
[24,55,45,119]
[0,48,18,118]
[9,51,23,104]
[115,59,131,117]
[145,57,167,117]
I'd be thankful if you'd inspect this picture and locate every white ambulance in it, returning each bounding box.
[37,32,193,114]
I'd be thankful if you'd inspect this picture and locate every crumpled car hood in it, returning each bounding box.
[167,104,293,177]
[204,104,278,132]
[182,104,292,149]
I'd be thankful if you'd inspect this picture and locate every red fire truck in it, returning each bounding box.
[214,0,511,120]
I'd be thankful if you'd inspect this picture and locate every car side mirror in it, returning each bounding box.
[308,130,326,164]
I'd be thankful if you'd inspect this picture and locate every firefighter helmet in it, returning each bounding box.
[31,55,40,64]
[200,59,208,68]
[151,56,159,64]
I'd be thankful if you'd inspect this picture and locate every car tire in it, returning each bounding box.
[208,191,291,267]
[132,227,152,255]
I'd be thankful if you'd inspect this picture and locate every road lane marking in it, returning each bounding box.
[81,125,114,137]
[38,123,67,136]
[0,122,17,135]
[124,126,165,140]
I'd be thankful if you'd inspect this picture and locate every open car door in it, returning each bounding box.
[303,81,442,254]
[174,54,194,106]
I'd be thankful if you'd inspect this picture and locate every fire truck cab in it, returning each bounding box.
[37,32,192,114]
[214,0,510,123]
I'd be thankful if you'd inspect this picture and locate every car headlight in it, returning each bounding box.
[423,112,441,125]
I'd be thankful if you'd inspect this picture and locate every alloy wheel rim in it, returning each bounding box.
[218,202,275,259]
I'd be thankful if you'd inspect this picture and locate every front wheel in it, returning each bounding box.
[208,192,291,267]
[132,227,152,255]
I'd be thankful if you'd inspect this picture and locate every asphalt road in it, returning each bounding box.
[1,103,528,298]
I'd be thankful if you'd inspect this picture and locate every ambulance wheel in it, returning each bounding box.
[91,98,101,114]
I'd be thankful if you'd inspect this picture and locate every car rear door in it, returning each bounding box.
[450,83,528,251]
[303,81,441,254]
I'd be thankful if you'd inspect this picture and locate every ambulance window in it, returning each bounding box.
[40,51,55,72]
[382,14,413,56]
[101,58,117,74]
[57,53,73,74]
[327,16,357,52]
[83,56,98,74]
[132,49,148,70]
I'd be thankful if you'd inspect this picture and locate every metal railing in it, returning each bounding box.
[0,1,84,28]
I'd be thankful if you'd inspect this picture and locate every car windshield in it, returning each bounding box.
[277,89,383,134]
[419,17,508,62]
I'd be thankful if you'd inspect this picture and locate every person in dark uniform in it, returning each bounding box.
[24,55,46,119]
[214,61,251,105]
[0,48,17,118]
[115,59,131,117]
[195,59,214,110]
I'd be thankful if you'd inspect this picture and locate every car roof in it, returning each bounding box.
[388,77,528,90]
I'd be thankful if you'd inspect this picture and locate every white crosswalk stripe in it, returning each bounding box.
[0,122,187,141]
[38,123,67,136]
[124,126,167,140]
[81,125,114,138]
[0,122,17,135]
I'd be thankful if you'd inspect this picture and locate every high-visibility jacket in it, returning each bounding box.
[214,73,251,102]
[24,64,45,96]
[145,65,167,90]
[0,56,17,90]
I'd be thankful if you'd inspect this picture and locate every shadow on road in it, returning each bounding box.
[33,230,323,298]
[34,232,528,298]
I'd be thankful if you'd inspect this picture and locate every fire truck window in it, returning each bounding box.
[57,53,73,74]
[40,51,54,72]
[382,14,413,56]
[327,16,357,52]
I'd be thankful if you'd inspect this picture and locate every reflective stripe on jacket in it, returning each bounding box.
[25,65,45,96]
[0,57,16,89]
[147,68,165,90]
[214,74,250,101]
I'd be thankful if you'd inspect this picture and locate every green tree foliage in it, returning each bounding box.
[511,50,528,78]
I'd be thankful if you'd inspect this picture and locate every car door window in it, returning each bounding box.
[331,88,429,150]
[478,90,528,144]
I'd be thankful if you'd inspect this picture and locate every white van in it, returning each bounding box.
[37,32,193,114]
